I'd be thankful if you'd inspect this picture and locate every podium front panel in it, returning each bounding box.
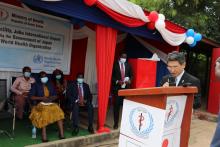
[119,99,166,147]
[164,95,187,131]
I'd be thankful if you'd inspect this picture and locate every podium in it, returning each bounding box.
[118,87,197,147]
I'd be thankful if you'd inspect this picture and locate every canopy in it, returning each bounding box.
[21,0,162,41]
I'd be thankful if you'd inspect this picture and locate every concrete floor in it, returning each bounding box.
[85,118,216,147]
[83,105,217,147]
[189,118,216,147]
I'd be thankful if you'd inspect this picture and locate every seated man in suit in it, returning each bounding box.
[66,73,94,135]
[160,51,201,109]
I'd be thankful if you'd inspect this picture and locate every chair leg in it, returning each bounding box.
[12,107,16,137]
[0,130,13,139]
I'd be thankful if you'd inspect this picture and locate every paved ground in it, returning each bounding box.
[85,116,217,147]
[86,108,217,147]
[189,118,216,147]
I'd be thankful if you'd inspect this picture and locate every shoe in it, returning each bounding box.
[72,127,79,136]
[42,139,49,143]
[113,124,118,129]
[88,126,94,134]
[58,134,65,139]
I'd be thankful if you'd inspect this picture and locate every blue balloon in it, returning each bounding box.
[189,41,197,47]
[194,33,202,41]
[186,29,195,37]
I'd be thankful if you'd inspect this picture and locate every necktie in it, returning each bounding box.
[78,84,84,105]
[120,62,125,81]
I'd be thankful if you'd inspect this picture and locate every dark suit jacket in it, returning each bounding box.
[160,72,201,109]
[66,81,92,109]
[29,81,57,105]
[112,61,133,94]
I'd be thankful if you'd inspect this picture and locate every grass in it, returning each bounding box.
[0,116,90,147]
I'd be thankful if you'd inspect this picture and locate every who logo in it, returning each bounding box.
[0,8,8,21]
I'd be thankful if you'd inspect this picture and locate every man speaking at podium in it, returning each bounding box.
[160,51,201,109]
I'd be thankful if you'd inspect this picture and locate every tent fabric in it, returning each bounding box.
[73,26,127,96]
[84,0,187,46]
[65,38,88,81]
[96,1,146,27]
[96,25,117,133]
[20,0,162,41]
[133,36,168,63]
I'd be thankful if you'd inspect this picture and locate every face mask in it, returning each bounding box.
[120,58,126,63]
[41,77,48,84]
[56,74,62,80]
[24,72,31,78]
[77,78,84,84]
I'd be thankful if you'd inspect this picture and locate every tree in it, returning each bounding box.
[129,0,220,43]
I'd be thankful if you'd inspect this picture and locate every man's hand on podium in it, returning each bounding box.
[162,82,169,87]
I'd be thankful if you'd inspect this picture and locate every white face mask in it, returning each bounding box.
[120,58,126,63]
[56,74,62,80]
[41,77,48,84]
[77,78,84,84]
[24,72,31,78]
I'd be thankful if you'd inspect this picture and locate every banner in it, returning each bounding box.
[0,3,72,74]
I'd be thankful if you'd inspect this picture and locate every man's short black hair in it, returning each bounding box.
[76,73,84,78]
[39,71,47,78]
[22,66,31,73]
[167,51,186,65]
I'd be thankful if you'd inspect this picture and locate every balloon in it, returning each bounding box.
[147,22,155,30]
[155,20,165,30]
[148,11,159,22]
[189,41,197,47]
[162,139,169,147]
[186,29,194,37]
[194,33,202,41]
[158,14,165,21]
[185,36,194,44]
[84,0,97,6]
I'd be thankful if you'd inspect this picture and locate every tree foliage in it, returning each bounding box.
[129,0,220,43]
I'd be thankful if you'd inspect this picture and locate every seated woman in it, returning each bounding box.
[29,71,65,142]
[11,66,35,119]
[51,69,67,111]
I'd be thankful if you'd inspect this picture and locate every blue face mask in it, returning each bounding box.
[77,78,84,84]
[24,72,31,78]
[56,74,62,80]
[41,77,48,84]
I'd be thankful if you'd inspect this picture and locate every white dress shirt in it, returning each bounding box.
[175,70,185,86]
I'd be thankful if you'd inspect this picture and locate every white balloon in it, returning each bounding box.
[155,20,166,30]
[186,36,194,44]
[158,14,165,21]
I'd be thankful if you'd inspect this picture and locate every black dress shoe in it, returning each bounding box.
[58,134,65,139]
[88,126,94,134]
[42,139,49,143]
[113,124,118,129]
[72,127,79,136]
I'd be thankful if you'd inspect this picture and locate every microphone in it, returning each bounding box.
[168,75,176,86]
